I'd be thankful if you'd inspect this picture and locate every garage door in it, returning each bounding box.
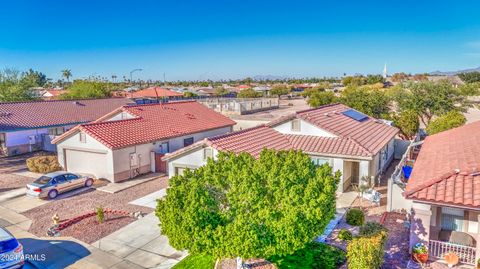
[65,149,107,179]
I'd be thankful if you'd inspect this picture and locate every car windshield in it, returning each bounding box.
[34,176,52,184]
[0,238,18,253]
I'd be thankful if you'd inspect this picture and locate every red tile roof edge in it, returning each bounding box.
[404,169,461,198]
[0,97,128,105]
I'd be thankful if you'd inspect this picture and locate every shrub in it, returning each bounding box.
[269,241,346,269]
[338,229,353,241]
[346,208,365,226]
[347,230,388,269]
[359,222,388,237]
[96,206,105,224]
[26,156,61,173]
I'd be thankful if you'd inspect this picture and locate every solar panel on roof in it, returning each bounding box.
[342,109,368,122]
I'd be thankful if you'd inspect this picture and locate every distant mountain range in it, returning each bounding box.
[430,66,480,76]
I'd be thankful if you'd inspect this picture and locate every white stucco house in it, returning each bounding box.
[163,103,399,193]
[52,101,236,182]
[0,98,132,156]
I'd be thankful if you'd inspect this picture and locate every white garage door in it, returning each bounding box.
[65,149,107,179]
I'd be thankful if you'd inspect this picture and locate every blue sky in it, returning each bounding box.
[1,0,480,81]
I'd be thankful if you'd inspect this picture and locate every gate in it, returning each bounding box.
[154,153,167,173]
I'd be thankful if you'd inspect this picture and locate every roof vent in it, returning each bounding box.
[73,101,80,105]
[324,113,330,117]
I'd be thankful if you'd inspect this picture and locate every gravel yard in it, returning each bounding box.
[23,176,168,244]
[0,173,34,193]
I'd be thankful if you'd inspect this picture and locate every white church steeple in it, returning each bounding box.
[383,63,388,78]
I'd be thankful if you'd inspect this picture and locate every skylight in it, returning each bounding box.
[342,109,368,122]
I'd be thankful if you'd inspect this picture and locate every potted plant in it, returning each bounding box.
[412,243,429,264]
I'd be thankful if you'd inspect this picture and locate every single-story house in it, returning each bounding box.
[163,103,399,193]
[52,101,236,182]
[129,86,183,99]
[405,122,480,266]
[0,98,133,156]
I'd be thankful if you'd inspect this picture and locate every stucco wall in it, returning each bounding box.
[273,119,337,137]
[56,131,114,180]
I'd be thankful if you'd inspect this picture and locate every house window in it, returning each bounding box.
[441,207,464,232]
[48,127,64,136]
[158,142,169,154]
[0,133,5,148]
[79,133,86,143]
[312,157,329,166]
[184,137,194,147]
[203,148,213,160]
[291,119,301,132]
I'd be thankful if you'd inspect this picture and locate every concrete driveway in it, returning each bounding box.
[93,213,187,269]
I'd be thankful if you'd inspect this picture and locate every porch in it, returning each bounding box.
[410,202,480,267]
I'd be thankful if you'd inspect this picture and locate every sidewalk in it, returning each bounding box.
[93,213,187,269]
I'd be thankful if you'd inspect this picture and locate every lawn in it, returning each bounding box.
[172,254,215,269]
[172,242,346,269]
[268,242,346,269]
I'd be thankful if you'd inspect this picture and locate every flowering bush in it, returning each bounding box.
[412,243,428,254]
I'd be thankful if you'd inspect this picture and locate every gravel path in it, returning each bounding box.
[23,176,168,244]
[0,173,34,193]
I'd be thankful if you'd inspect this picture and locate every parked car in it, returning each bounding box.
[26,171,94,199]
[0,227,24,269]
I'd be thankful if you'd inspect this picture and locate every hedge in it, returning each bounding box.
[346,208,365,226]
[359,222,388,237]
[347,230,388,269]
[26,156,61,173]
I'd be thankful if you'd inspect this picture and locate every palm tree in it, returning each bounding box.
[111,75,117,82]
[61,69,72,82]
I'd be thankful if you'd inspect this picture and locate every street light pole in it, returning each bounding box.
[129,69,143,83]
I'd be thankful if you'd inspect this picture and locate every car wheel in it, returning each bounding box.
[85,179,93,187]
[48,189,58,199]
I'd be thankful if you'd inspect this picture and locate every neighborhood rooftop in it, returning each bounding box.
[53,101,237,149]
[165,103,398,160]
[267,103,398,155]
[0,98,133,132]
[405,121,480,209]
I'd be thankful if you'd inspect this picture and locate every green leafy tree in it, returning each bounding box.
[307,91,338,108]
[237,88,262,98]
[0,69,38,102]
[23,69,48,87]
[342,76,366,86]
[60,80,113,99]
[183,91,198,98]
[269,86,290,96]
[214,87,229,96]
[366,74,384,85]
[392,110,420,140]
[458,72,480,83]
[156,150,340,262]
[61,69,72,82]
[340,86,391,118]
[426,110,466,135]
[395,80,467,126]
[457,82,480,96]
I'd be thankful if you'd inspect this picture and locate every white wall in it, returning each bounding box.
[5,129,48,146]
[273,119,337,137]
[56,131,114,179]
[167,146,213,177]
[162,127,232,153]
[105,111,135,121]
[387,178,413,212]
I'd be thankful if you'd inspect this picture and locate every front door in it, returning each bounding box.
[351,162,359,185]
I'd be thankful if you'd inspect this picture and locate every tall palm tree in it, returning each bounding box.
[111,75,117,83]
[61,69,72,82]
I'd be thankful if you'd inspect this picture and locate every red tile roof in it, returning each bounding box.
[286,134,371,157]
[0,98,133,132]
[129,87,183,98]
[206,126,292,158]
[405,121,480,208]
[269,103,399,155]
[53,101,236,149]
